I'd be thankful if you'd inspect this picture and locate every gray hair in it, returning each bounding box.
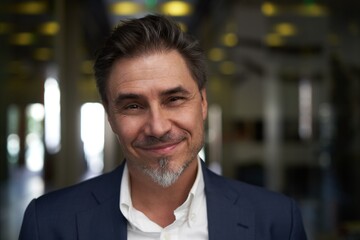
[93,14,207,105]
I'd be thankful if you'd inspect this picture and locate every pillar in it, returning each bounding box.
[264,61,284,192]
[52,0,85,188]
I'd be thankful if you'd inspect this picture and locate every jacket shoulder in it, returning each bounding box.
[204,168,307,239]
[35,166,123,214]
[204,167,300,217]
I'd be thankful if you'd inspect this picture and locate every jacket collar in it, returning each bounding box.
[201,161,255,240]
[77,160,255,240]
[77,163,127,240]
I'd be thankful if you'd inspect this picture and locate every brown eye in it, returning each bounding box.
[169,96,185,102]
[125,104,141,110]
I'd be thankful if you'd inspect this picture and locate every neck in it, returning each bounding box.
[128,159,198,227]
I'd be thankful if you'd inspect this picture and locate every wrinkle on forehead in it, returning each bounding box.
[110,50,189,83]
[107,51,197,101]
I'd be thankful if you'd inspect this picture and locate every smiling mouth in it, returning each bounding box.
[143,142,178,154]
[138,140,183,156]
[134,133,186,155]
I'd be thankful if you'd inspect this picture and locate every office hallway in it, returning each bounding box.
[0,168,45,240]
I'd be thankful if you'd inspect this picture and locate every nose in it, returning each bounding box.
[144,105,172,138]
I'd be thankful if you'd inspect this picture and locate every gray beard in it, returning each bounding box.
[142,157,192,188]
[134,131,205,188]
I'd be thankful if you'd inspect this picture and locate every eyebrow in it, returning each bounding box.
[114,86,191,105]
[160,86,191,97]
[114,93,140,106]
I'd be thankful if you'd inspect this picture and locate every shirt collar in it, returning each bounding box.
[176,157,205,227]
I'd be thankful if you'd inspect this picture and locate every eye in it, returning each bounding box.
[169,96,184,102]
[125,103,141,110]
[166,96,186,106]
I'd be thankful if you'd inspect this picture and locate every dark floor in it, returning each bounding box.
[0,167,44,240]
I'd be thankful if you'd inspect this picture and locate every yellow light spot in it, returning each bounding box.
[296,4,328,16]
[14,1,47,15]
[208,48,225,62]
[160,1,193,16]
[262,2,277,16]
[274,23,297,36]
[265,33,284,47]
[10,33,35,46]
[222,33,238,47]
[39,22,59,35]
[220,61,236,75]
[110,2,143,15]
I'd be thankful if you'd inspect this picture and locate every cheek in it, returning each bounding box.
[175,107,204,132]
[109,116,142,145]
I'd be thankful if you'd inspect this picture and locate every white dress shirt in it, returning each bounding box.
[119,158,208,240]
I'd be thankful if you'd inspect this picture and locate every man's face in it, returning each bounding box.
[106,50,207,187]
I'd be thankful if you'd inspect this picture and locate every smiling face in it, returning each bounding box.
[106,50,207,187]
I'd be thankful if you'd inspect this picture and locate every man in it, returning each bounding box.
[19,14,307,239]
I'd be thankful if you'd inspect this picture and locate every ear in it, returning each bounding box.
[200,88,208,120]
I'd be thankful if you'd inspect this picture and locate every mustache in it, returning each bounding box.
[133,133,186,148]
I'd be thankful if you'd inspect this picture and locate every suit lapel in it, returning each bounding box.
[77,163,128,240]
[77,196,127,240]
[76,161,256,240]
[202,162,255,240]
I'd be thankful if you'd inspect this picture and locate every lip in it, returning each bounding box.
[138,141,181,155]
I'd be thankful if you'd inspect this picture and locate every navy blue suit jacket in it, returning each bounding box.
[19,161,307,239]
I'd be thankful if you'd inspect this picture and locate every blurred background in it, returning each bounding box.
[0,0,359,239]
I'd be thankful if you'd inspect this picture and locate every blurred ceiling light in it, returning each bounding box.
[110,1,143,15]
[14,1,47,15]
[220,61,236,75]
[262,2,277,16]
[274,23,297,36]
[222,33,238,47]
[208,48,225,62]
[10,33,35,46]
[262,2,327,17]
[34,48,52,61]
[296,4,328,16]
[160,1,193,16]
[39,22,59,35]
[265,33,284,47]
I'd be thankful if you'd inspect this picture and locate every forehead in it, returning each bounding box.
[107,51,198,96]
